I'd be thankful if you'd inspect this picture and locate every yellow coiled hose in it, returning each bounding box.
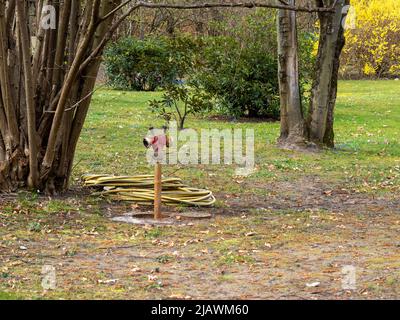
[82,174,216,207]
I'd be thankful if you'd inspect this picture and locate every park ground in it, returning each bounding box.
[0,80,399,300]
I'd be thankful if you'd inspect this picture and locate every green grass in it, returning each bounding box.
[73,80,400,194]
[0,292,22,300]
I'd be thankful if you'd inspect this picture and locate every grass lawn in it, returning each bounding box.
[0,80,399,299]
[73,80,400,195]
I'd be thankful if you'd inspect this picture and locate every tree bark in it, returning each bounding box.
[277,0,306,149]
[16,0,39,188]
[308,0,348,147]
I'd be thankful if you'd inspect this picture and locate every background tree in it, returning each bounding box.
[277,0,349,149]
[277,0,305,148]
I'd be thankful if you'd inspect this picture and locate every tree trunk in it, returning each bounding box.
[277,0,348,149]
[277,0,306,149]
[308,0,349,147]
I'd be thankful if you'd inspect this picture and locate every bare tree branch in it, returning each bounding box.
[100,0,335,22]
[16,0,39,187]
[277,0,290,6]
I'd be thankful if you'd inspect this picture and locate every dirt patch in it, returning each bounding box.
[224,176,400,215]
[1,176,399,299]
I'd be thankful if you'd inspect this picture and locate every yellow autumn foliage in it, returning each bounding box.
[341,0,400,78]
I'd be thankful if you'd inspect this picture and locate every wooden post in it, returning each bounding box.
[154,161,162,220]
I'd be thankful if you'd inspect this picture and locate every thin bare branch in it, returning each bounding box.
[277,0,289,6]
[16,0,39,187]
[44,84,106,114]
[101,0,335,21]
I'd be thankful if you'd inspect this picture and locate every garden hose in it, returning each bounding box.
[82,174,216,207]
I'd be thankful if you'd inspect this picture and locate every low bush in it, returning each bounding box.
[104,37,175,91]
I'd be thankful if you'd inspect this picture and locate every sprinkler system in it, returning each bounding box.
[82,126,214,225]
[143,126,171,220]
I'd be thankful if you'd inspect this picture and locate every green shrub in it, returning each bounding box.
[104,11,315,120]
[195,36,280,119]
[104,37,176,91]
[193,10,315,120]
[193,10,281,119]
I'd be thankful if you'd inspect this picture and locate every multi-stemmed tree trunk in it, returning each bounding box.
[277,0,349,149]
[0,0,341,194]
[0,0,125,193]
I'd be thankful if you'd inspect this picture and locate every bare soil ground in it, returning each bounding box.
[1,176,399,300]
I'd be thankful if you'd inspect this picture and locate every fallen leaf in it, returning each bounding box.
[148,275,158,282]
[131,267,141,272]
[98,279,118,285]
[306,282,320,288]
